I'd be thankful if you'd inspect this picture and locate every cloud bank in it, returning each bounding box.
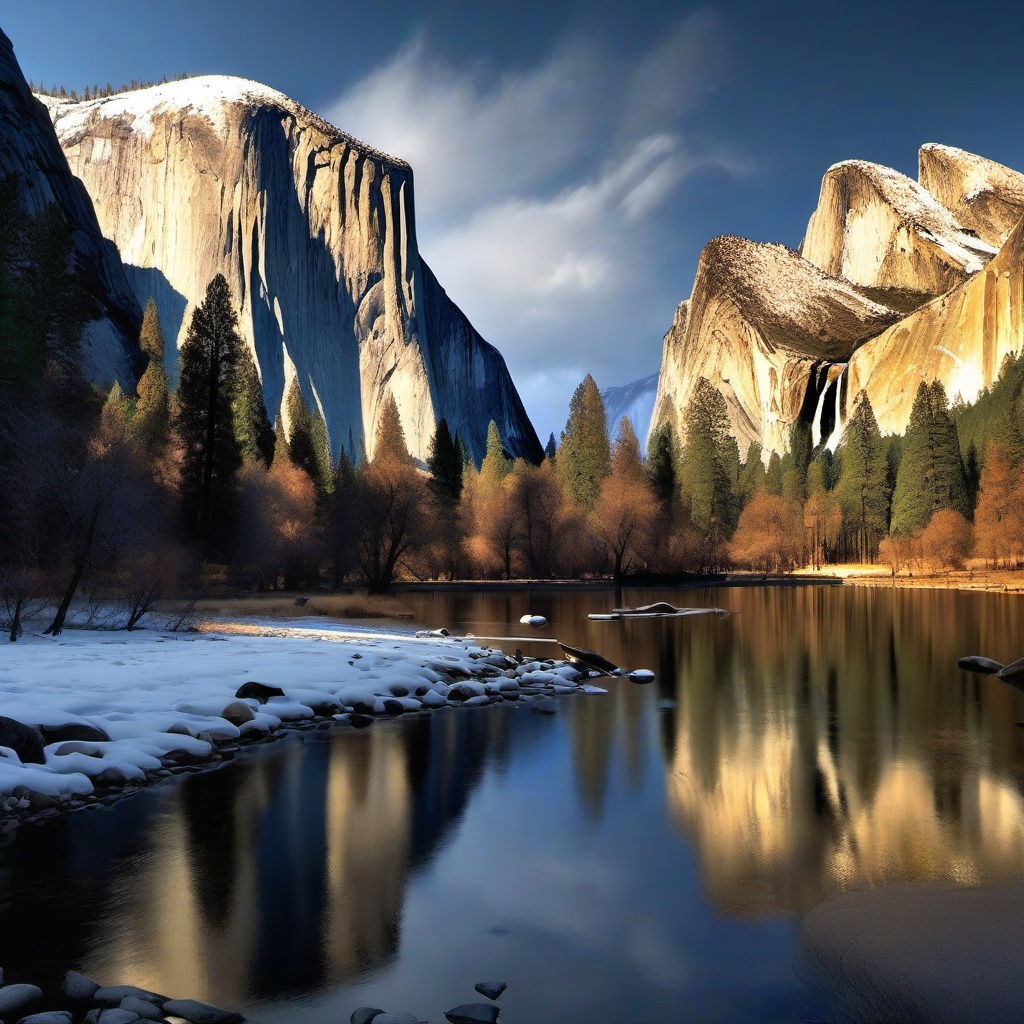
[328,12,735,440]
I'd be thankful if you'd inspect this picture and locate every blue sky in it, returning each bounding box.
[7,1,1024,439]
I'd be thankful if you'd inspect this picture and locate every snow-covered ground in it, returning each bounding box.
[0,620,589,808]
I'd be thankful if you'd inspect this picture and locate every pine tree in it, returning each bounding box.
[764,452,783,495]
[373,391,412,466]
[480,420,513,488]
[285,378,332,502]
[175,274,244,550]
[680,377,737,538]
[427,418,463,506]
[309,408,334,502]
[233,346,274,467]
[646,423,677,504]
[835,390,889,561]
[558,374,610,508]
[890,381,969,535]
[544,432,557,461]
[611,417,643,480]
[738,441,767,499]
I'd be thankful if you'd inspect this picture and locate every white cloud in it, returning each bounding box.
[327,12,735,439]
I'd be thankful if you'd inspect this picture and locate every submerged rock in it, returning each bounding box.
[444,1004,500,1024]
[160,998,243,1024]
[350,1009,385,1024]
[958,656,1004,674]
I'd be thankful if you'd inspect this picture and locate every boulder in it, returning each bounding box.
[234,682,285,704]
[92,987,164,1008]
[38,722,111,744]
[219,701,255,726]
[444,1004,500,1024]
[18,1013,73,1024]
[0,985,43,1016]
[0,719,45,765]
[62,971,100,1001]
[94,768,128,789]
[117,998,164,1021]
[350,1009,385,1024]
[159,999,244,1024]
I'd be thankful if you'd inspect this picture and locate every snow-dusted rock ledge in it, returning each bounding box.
[0,621,601,827]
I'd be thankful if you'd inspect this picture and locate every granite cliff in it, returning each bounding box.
[650,144,1024,456]
[43,76,540,463]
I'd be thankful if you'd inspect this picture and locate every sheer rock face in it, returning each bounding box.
[801,159,997,310]
[849,214,1024,436]
[648,237,900,456]
[918,143,1024,250]
[44,77,540,463]
[0,29,141,385]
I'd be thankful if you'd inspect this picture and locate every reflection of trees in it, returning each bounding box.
[664,586,1024,915]
[78,705,502,1006]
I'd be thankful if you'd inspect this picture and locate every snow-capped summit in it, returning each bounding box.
[601,373,659,444]
[42,74,540,463]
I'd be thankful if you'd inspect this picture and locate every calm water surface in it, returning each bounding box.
[3,585,1024,1023]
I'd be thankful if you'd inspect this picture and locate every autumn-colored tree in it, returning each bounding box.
[508,461,571,578]
[920,508,973,570]
[803,488,842,569]
[729,490,804,573]
[479,420,512,490]
[973,441,1024,566]
[354,460,428,591]
[372,392,413,467]
[878,533,920,574]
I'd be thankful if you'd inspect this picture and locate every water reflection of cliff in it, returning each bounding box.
[660,587,1024,915]
[76,709,506,1006]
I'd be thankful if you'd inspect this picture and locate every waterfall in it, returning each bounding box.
[823,365,847,451]
[811,365,832,448]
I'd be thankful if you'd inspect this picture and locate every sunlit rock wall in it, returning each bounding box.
[45,78,540,463]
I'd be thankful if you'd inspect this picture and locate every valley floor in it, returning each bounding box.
[791,563,1024,595]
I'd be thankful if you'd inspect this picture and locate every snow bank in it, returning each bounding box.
[0,621,597,816]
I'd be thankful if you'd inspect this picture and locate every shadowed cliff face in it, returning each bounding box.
[44,77,540,464]
[0,29,141,386]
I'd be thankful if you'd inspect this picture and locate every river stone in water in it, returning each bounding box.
[93,987,164,1007]
[63,972,100,1001]
[19,1013,73,1024]
[86,1010,142,1024]
[373,1014,427,1024]
[474,982,508,1001]
[350,1009,385,1024]
[444,1004,500,1024]
[997,657,1024,690]
[160,999,244,1024]
[0,983,43,1015]
[958,656,1005,674]
[0,718,45,764]
[118,997,165,1020]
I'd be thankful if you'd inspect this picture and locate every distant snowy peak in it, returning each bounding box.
[41,76,408,167]
[601,373,659,444]
[919,143,1024,249]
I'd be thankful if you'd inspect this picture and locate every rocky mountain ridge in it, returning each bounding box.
[0,27,141,385]
[40,74,540,463]
[650,143,1024,456]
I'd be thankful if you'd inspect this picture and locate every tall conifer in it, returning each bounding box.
[835,390,889,561]
[233,347,275,467]
[558,374,610,508]
[175,274,244,550]
[373,392,412,466]
[680,377,736,536]
[427,418,463,506]
[647,423,678,504]
[890,381,969,535]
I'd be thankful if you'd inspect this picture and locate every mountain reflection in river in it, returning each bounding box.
[2,585,1024,1020]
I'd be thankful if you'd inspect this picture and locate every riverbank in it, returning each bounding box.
[0,619,599,830]
[791,564,1024,595]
